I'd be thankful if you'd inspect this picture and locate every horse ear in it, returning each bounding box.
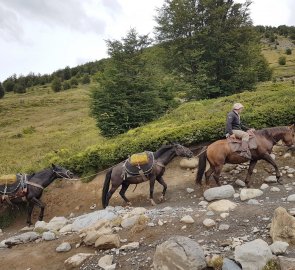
[52,163,56,168]
[289,124,295,131]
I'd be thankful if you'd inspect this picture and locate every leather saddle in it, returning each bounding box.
[227,135,257,153]
[123,151,155,178]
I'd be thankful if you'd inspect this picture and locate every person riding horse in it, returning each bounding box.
[225,103,254,159]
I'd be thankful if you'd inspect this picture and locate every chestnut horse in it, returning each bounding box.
[102,143,193,208]
[196,125,294,188]
[0,164,74,225]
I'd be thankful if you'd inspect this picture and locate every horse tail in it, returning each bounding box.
[102,169,112,208]
[196,147,207,184]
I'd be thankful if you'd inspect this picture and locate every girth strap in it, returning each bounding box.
[26,181,44,190]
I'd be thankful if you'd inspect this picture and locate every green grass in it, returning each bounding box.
[0,84,105,174]
[262,36,295,78]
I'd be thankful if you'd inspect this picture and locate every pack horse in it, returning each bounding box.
[0,164,74,225]
[102,143,193,208]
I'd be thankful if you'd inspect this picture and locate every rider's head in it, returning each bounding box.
[233,103,244,111]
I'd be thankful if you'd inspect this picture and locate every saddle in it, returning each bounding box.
[0,174,28,204]
[227,135,257,153]
[123,151,155,180]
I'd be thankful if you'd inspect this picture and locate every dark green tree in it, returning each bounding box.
[63,66,72,80]
[91,28,175,137]
[155,0,270,99]
[51,77,62,92]
[0,82,4,99]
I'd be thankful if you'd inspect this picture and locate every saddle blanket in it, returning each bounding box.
[227,136,257,153]
[124,151,154,176]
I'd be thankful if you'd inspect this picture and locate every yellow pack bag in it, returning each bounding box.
[0,174,17,185]
[129,152,149,166]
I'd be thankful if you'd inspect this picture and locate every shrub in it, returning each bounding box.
[51,77,62,92]
[278,56,286,65]
[63,81,71,90]
[70,77,79,88]
[0,82,4,99]
[285,48,292,55]
[81,74,91,84]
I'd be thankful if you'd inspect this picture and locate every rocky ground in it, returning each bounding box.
[0,145,295,270]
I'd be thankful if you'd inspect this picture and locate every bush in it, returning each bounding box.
[285,48,292,55]
[51,77,62,92]
[13,83,26,93]
[81,74,91,84]
[70,77,79,88]
[0,82,4,99]
[51,85,295,176]
[278,56,286,65]
[63,81,71,90]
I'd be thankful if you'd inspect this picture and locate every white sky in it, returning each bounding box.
[0,0,294,82]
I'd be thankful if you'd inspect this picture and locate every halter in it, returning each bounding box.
[53,168,72,179]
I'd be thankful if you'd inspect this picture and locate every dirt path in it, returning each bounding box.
[0,155,294,270]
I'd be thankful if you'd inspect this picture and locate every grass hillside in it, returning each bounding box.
[0,36,294,176]
[0,84,104,175]
[262,36,295,78]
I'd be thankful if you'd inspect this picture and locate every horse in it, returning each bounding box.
[0,164,74,225]
[102,143,194,208]
[196,125,295,188]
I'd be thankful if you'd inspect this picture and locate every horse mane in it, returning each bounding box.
[255,126,289,140]
[153,144,174,159]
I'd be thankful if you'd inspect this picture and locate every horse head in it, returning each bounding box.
[172,143,193,158]
[52,164,74,179]
[283,124,295,150]
[282,125,295,147]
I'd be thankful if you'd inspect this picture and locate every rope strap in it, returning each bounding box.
[26,181,44,190]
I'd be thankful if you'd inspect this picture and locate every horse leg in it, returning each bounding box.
[205,166,214,186]
[262,153,282,184]
[105,184,120,207]
[32,197,46,221]
[245,160,257,188]
[156,176,167,202]
[27,201,35,226]
[212,165,223,186]
[149,178,157,206]
[119,182,132,206]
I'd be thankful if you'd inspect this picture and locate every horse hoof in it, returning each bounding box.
[126,202,132,206]
[150,199,157,206]
[159,195,165,202]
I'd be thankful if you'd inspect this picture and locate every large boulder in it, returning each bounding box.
[234,239,273,270]
[270,207,295,245]
[204,185,235,201]
[153,236,206,270]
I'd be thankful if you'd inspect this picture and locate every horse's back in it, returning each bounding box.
[207,139,232,165]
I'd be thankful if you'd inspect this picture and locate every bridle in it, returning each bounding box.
[53,168,72,179]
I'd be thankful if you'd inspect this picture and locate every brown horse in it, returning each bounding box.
[196,125,295,188]
[102,143,193,208]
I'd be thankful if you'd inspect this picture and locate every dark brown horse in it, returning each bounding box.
[102,143,193,208]
[0,164,74,225]
[196,125,295,188]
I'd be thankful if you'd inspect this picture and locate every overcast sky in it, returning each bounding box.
[0,0,295,82]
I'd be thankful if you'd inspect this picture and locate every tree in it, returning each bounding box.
[0,82,4,99]
[91,28,175,137]
[278,56,286,65]
[154,0,270,99]
[51,77,62,92]
[63,66,72,80]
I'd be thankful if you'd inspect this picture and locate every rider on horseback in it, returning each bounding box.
[225,103,253,159]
